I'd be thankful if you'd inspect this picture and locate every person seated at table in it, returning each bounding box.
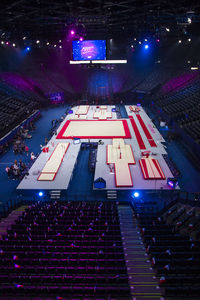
[19,160,26,172]
[12,166,19,179]
[18,144,23,154]
[13,160,19,170]
[25,145,29,156]
[9,165,15,178]
[0,145,3,155]
[5,166,12,178]
[30,152,36,161]
[21,141,25,152]
[13,143,18,154]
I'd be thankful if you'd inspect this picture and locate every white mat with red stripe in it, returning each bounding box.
[107,139,135,187]
[139,156,165,180]
[75,105,89,115]
[38,142,69,181]
[93,107,112,120]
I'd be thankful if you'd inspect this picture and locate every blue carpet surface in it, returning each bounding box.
[119,104,129,118]
[67,148,94,196]
[166,140,200,193]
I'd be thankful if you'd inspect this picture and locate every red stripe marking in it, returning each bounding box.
[129,116,146,150]
[140,158,166,180]
[147,158,156,178]
[139,159,148,179]
[136,114,157,147]
[152,159,165,179]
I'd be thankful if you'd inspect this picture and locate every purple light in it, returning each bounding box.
[157,39,160,43]
[6,42,9,45]
[168,181,174,187]
[79,37,83,41]
[70,30,75,35]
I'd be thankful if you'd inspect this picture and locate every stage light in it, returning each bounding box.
[187,17,192,24]
[188,60,190,64]
[144,38,148,41]
[157,39,160,43]
[131,45,134,48]
[13,43,15,47]
[59,40,61,42]
[26,47,30,51]
[167,178,178,189]
[139,41,141,44]
[38,191,43,197]
[188,38,191,42]
[59,45,62,48]
[133,192,140,198]
[54,44,57,47]
[1,41,4,44]
[178,40,182,43]
[144,44,149,49]
[166,28,170,32]
[6,42,9,45]
[36,40,40,44]
[23,36,26,40]
[70,30,75,35]
[46,42,49,45]
[79,37,83,41]
[134,38,136,41]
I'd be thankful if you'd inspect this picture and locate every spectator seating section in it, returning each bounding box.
[162,154,181,178]
[137,202,200,298]
[152,71,200,144]
[0,201,131,299]
[0,88,38,138]
[136,67,178,93]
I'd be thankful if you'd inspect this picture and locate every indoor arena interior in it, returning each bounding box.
[0,1,200,299]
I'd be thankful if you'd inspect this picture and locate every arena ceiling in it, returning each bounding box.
[0,0,200,41]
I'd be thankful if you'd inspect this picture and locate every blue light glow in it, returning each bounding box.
[26,47,30,51]
[134,192,140,198]
[38,191,43,197]
[144,44,149,49]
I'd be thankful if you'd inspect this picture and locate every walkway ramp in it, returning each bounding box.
[118,205,162,299]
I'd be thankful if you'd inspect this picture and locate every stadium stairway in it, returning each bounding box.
[118,205,163,299]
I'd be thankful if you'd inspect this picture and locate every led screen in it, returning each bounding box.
[72,40,106,60]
